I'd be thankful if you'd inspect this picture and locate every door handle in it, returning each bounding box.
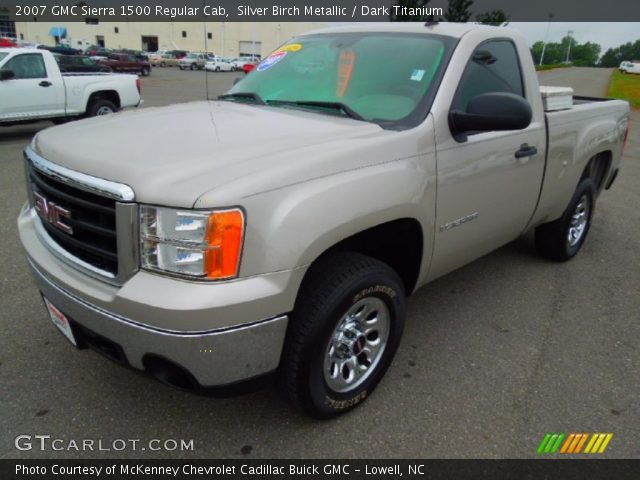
[39,81,52,87]
[515,144,537,159]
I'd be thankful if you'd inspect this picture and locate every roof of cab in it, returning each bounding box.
[302,22,510,39]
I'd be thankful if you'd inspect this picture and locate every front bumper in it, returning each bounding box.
[29,258,288,387]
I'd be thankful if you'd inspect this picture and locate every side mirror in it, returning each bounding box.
[0,69,15,81]
[449,92,532,140]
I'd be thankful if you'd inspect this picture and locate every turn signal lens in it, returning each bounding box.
[204,210,244,279]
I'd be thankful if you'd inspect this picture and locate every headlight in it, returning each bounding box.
[140,206,244,280]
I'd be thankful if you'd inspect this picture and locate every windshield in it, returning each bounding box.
[186,53,198,59]
[227,32,453,126]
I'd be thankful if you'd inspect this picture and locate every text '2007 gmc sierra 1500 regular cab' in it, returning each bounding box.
[17,24,629,418]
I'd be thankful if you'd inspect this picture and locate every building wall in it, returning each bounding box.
[14,22,324,57]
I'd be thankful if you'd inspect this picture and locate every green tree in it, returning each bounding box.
[476,9,509,25]
[389,0,435,21]
[444,0,474,22]
[599,40,640,67]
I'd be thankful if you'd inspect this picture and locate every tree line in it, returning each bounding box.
[391,0,638,68]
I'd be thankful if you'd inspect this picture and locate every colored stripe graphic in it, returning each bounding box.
[537,433,565,454]
[539,433,613,454]
[585,433,613,454]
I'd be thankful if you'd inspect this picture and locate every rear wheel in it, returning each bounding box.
[141,67,150,77]
[279,252,406,418]
[87,99,118,117]
[215,66,221,72]
[190,63,196,71]
[535,178,596,261]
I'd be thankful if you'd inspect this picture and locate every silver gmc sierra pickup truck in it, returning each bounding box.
[18,24,630,418]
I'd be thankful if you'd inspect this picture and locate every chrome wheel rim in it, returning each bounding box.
[96,106,114,116]
[323,297,390,393]
[567,194,590,248]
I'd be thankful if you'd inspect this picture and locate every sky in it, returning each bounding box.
[508,22,640,52]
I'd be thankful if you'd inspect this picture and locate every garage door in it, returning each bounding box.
[239,41,261,58]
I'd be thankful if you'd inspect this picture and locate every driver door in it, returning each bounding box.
[0,53,65,120]
[428,40,546,280]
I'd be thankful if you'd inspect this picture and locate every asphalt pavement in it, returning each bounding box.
[0,67,638,459]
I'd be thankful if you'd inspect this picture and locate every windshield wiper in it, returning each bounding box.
[218,92,265,105]
[266,100,364,121]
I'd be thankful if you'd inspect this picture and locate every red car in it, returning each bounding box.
[242,61,258,74]
[97,53,151,76]
[0,38,17,48]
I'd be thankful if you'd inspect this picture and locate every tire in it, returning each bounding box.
[160,62,165,67]
[86,99,118,117]
[535,178,596,262]
[141,67,150,77]
[190,63,196,71]
[179,66,184,70]
[215,66,220,72]
[279,252,406,419]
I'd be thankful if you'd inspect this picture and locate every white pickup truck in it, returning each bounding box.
[0,48,141,125]
[18,24,630,418]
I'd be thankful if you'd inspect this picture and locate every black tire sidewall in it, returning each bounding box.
[300,272,405,417]
[88,100,116,117]
[562,178,596,258]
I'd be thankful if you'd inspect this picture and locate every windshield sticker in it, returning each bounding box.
[257,51,287,72]
[277,43,303,53]
[410,69,425,82]
[336,49,355,98]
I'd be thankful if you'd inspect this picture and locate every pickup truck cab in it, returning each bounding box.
[17,24,629,418]
[1,48,141,124]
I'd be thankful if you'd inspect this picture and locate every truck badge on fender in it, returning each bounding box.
[439,212,479,232]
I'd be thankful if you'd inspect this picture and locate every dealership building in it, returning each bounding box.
[11,21,322,58]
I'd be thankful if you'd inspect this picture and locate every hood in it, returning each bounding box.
[33,101,384,207]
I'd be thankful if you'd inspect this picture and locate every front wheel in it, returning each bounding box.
[141,67,150,77]
[190,63,196,71]
[535,177,596,261]
[279,252,406,418]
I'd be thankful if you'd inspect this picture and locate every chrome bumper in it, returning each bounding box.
[28,259,288,387]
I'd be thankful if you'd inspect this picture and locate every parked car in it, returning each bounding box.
[55,54,112,73]
[0,37,17,48]
[38,45,81,56]
[242,61,258,74]
[0,48,141,124]
[16,25,630,418]
[150,54,179,68]
[97,53,151,76]
[205,58,233,72]
[85,47,111,58]
[178,53,207,70]
[169,50,188,59]
[619,60,640,74]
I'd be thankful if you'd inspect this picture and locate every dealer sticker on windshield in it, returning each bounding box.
[257,51,287,71]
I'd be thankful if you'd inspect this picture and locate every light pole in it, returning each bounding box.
[539,13,554,66]
[565,30,574,63]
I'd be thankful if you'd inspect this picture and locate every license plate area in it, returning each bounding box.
[43,296,77,347]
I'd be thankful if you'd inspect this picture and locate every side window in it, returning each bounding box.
[1,54,47,79]
[452,40,524,111]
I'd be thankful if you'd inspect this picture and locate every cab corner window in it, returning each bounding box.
[453,40,524,111]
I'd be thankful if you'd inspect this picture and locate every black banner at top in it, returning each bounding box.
[1,0,640,22]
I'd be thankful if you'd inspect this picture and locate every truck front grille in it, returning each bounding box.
[27,163,119,276]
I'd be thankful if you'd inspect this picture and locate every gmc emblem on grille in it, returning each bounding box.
[33,191,73,235]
